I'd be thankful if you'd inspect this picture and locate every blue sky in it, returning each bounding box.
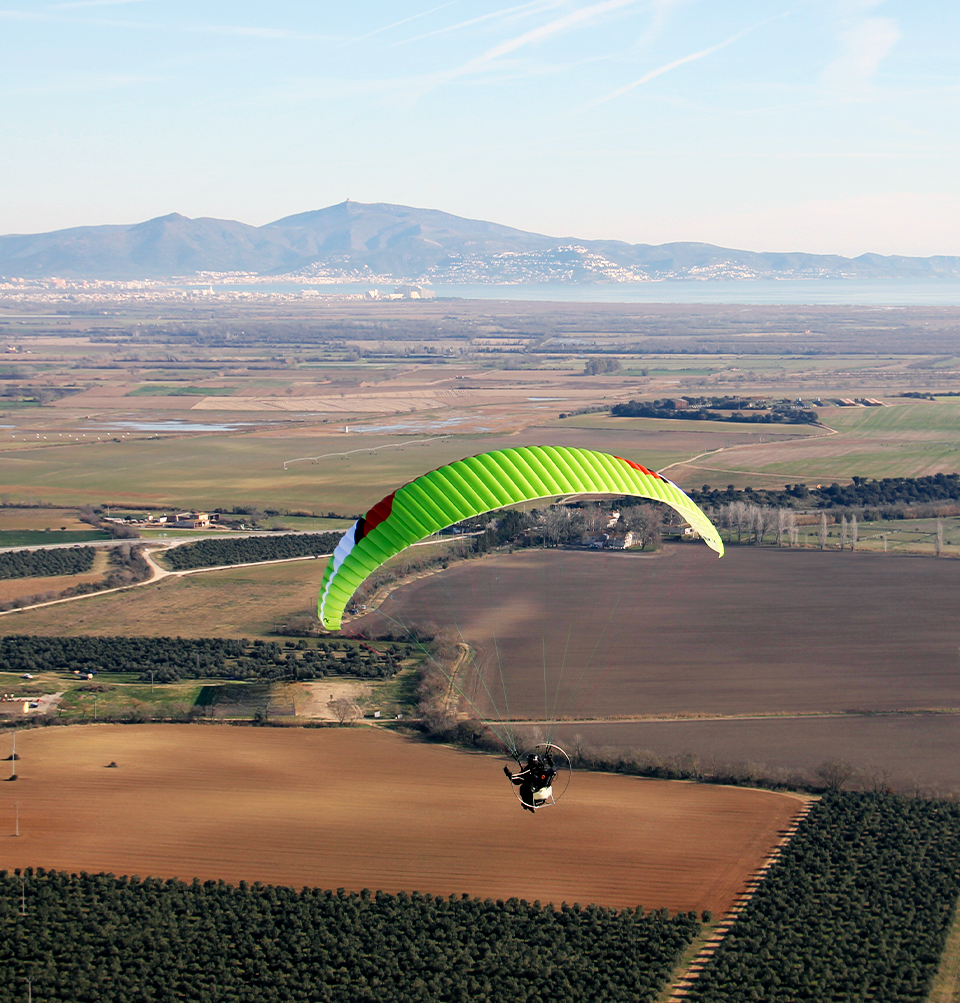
[1,0,957,255]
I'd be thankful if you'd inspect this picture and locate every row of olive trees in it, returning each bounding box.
[1,870,699,1003]
[688,793,960,1003]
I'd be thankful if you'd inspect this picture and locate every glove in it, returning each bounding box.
[503,765,513,777]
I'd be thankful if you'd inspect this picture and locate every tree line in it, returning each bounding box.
[0,635,410,684]
[164,533,342,571]
[689,473,960,512]
[687,792,960,1002]
[0,545,95,580]
[611,400,818,424]
[0,869,699,1003]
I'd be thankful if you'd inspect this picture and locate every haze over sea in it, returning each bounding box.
[196,280,960,307]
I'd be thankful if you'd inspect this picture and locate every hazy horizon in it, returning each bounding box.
[1,1,957,259]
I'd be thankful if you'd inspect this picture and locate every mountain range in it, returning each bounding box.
[1,200,958,283]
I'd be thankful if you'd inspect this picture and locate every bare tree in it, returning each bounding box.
[711,505,729,542]
[535,507,570,547]
[815,758,854,791]
[726,501,750,543]
[675,751,704,781]
[850,513,858,551]
[753,506,776,545]
[787,511,799,547]
[621,504,663,550]
[840,515,848,551]
[775,508,788,547]
[936,519,944,557]
[328,699,360,724]
[860,763,893,793]
[78,505,100,527]
[581,505,606,537]
[818,512,828,550]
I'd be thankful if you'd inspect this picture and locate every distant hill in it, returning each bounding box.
[1,200,958,282]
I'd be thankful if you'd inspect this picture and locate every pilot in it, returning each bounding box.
[503,751,557,813]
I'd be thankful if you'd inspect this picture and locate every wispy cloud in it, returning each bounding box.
[583,32,743,109]
[344,0,465,46]
[460,0,643,73]
[393,0,644,100]
[821,1,900,93]
[582,13,785,111]
[392,0,568,47]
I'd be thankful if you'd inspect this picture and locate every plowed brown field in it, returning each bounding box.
[364,546,960,718]
[0,725,804,916]
[538,714,960,796]
[360,544,960,792]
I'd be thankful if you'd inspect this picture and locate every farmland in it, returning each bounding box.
[0,569,105,605]
[361,545,960,795]
[3,532,959,794]
[0,422,814,513]
[3,300,960,516]
[3,296,960,995]
[667,399,960,489]
[0,560,327,639]
[366,547,960,718]
[0,725,803,918]
[0,870,701,1003]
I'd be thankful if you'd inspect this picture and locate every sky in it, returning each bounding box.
[0,0,958,257]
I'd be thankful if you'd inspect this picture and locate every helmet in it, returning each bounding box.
[527,753,542,767]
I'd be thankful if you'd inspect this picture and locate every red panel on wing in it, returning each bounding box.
[359,492,396,540]
[615,456,662,480]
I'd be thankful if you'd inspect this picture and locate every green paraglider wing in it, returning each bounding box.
[319,445,722,630]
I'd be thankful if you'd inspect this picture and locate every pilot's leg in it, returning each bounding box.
[519,782,537,812]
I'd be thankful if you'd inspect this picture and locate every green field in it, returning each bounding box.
[825,399,960,435]
[851,516,960,555]
[662,401,960,489]
[0,529,108,547]
[2,405,958,514]
[0,669,205,721]
[1,427,739,511]
[54,677,205,720]
[127,385,237,397]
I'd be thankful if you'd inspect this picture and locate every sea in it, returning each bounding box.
[192,279,960,307]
